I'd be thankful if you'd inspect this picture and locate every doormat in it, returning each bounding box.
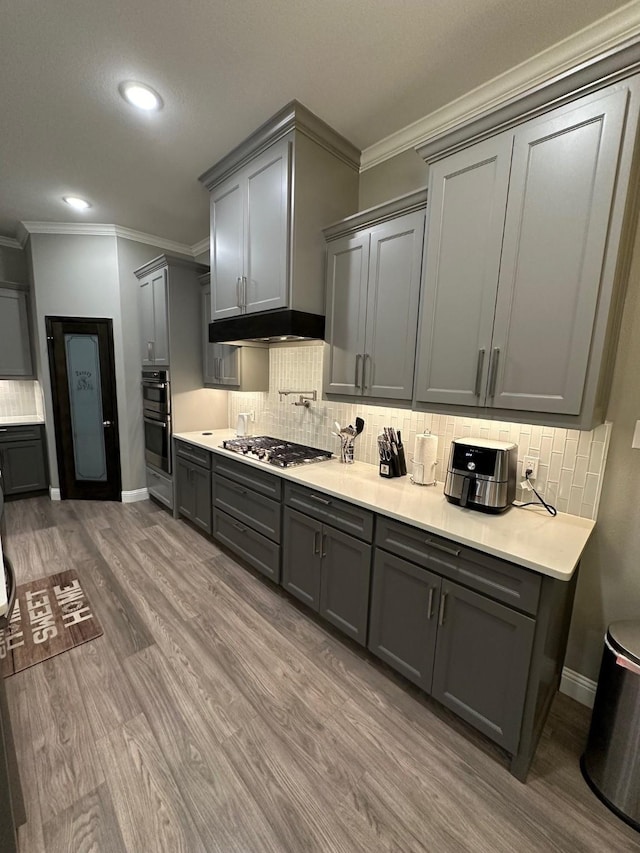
[0,570,103,676]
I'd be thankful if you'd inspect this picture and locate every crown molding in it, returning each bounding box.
[19,221,209,259]
[361,1,640,170]
[0,235,22,250]
[191,237,209,256]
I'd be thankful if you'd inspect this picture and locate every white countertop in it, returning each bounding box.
[175,429,595,581]
[0,415,44,426]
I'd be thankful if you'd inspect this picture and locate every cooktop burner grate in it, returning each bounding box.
[221,436,333,467]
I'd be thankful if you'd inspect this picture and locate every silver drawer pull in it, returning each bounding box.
[425,538,460,558]
[233,521,246,533]
[309,494,331,506]
[438,592,447,626]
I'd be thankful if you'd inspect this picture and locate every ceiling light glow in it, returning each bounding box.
[119,81,163,111]
[63,196,91,210]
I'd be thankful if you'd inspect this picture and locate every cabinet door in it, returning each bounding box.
[431,579,535,753]
[0,288,32,378]
[323,233,369,396]
[151,269,169,365]
[414,134,512,406]
[139,274,155,366]
[216,344,240,386]
[192,466,212,534]
[176,458,195,521]
[0,440,47,495]
[490,86,628,415]
[282,508,322,609]
[319,526,371,646]
[368,550,440,692]
[211,176,244,319]
[364,211,425,400]
[244,137,290,313]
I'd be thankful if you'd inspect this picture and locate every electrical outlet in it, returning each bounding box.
[522,456,539,479]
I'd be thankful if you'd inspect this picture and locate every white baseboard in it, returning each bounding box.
[560,667,597,708]
[49,487,61,501]
[121,488,149,503]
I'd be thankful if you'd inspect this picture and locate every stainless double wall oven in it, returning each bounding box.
[142,369,171,474]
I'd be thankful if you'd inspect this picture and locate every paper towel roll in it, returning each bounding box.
[412,433,438,485]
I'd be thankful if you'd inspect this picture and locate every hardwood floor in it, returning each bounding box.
[3,496,639,852]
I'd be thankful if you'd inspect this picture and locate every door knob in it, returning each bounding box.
[103,420,113,427]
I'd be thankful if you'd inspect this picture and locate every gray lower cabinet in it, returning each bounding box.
[323,192,426,402]
[175,452,212,535]
[0,285,33,378]
[369,550,535,753]
[211,455,282,582]
[282,507,371,645]
[0,426,47,497]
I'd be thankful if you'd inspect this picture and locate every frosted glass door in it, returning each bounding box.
[65,334,107,481]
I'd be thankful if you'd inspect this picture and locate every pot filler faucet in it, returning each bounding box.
[278,390,318,408]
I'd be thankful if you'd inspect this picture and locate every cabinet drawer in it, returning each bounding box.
[213,509,281,582]
[284,483,374,542]
[376,517,541,615]
[0,425,41,443]
[213,474,281,543]
[212,455,282,500]
[146,466,173,509]
[175,441,212,469]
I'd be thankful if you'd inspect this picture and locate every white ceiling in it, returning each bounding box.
[0,0,634,245]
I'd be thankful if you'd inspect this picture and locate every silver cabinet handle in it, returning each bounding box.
[214,357,220,380]
[242,276,248,310]
[313,530,320,556]
[488,347,500,398]
[147,341,152,361]
[427,587,435,620]
[474,348,485,397]
[438,591,448,626]
[236,276,243,309]
[309,493,331,505]
[321,533,327,559]
[363,353,371,391]
[424,538,461,557]
[354,353,362,389]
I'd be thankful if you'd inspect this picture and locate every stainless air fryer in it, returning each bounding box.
[444,438,517,513]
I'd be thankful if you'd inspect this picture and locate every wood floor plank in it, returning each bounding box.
[18,654,105,824]
[124,645,283,853]
[69,635,142,741]
[97,713,208,853]
[41,783,127,853]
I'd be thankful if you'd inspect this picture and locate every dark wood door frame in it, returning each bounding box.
[46,316,122,501]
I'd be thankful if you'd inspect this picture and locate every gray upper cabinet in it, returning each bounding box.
[210,139,289,318]
[200,101,360,325]
[139,268,169,366]
[324,191,426,402]
[200,278,268,390]
[416,75,640,427]
[414,134,512,407]
[0,285,33,378]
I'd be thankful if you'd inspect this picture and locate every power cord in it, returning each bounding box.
[514,470,557,516]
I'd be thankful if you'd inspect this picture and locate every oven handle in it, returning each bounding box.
[141,381,167,389]
[144,417,169,429]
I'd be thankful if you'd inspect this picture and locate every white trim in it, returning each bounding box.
[190,237,209,257]
[0,235,22,250]
[49,486,61,501]
[361,2,640,170]
[560,666,597,708]
[121,487,149,503]
[21,221,198,256]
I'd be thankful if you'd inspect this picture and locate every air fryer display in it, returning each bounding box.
[451,444,498,477]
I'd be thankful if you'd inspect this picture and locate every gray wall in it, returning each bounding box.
[0,244,28,283]
[359,149,428,210]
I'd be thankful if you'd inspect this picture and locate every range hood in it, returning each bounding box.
[208,310,325,344]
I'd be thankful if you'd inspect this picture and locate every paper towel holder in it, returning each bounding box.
[411,430,439,486]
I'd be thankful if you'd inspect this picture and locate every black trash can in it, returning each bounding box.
[581,621,640,831]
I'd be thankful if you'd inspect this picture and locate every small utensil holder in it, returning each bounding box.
[340,435,355,464]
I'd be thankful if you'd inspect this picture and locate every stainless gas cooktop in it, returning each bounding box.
[221,436,332,468]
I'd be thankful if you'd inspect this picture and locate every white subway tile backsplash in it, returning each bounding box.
[228,344,612,521]
[0,380,43,418]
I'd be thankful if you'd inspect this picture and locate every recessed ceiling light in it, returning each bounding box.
[119,81,163,111]
[63,196,91,210]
